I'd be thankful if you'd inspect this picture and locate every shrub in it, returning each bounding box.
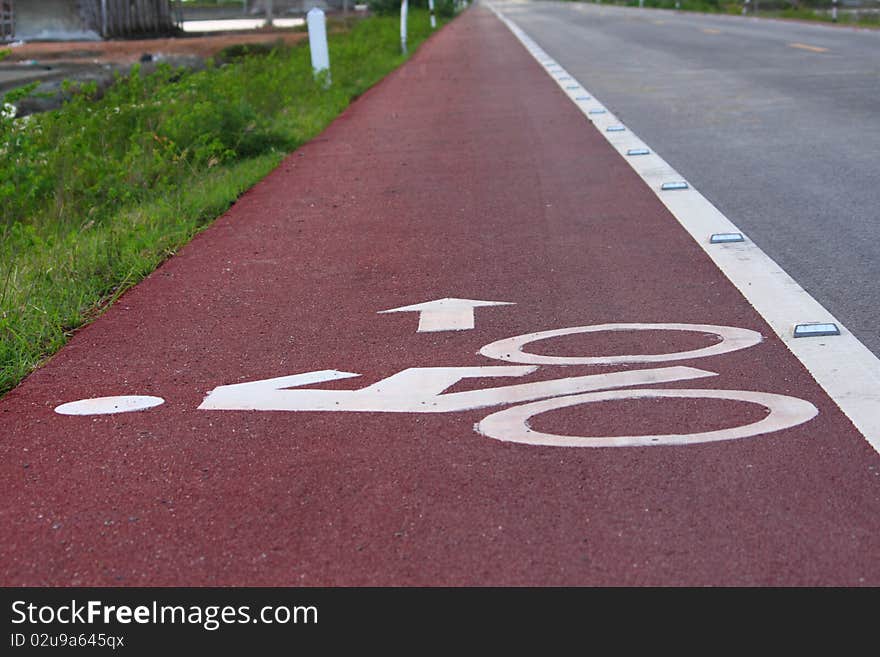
[370,0,457,17]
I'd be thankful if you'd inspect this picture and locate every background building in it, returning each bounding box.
[2,1,177,41]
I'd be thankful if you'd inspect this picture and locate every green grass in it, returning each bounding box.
[767,7,880,26]
[0,11,447,396]
[569,0,880,27]
[619,0,727,12]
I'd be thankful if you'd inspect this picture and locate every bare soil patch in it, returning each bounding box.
[5,28,309,65]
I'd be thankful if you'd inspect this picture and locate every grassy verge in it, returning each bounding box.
[566,1,880,27]
[0,11,447,396]
[752,7,880,27]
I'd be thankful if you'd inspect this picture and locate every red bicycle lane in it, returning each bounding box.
[1,7,879,585]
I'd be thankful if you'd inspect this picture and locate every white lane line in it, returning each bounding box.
[487,3,880,454]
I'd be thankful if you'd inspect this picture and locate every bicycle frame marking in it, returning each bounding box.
[197,366,716,413]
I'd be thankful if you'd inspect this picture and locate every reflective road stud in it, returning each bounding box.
[794,323,840,338]
[710,233,745,244]
[661,181,689,190]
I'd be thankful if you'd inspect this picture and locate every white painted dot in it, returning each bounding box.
[55,395,165,416]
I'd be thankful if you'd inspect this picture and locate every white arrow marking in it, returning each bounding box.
[378,297,515,332]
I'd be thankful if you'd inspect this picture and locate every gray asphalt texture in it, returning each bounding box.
[494,1,880,356]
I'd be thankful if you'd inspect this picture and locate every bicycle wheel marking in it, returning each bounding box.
[479,323,763,366]
[477,389,819,448]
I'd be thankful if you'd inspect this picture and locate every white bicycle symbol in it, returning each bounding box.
[198,322,818,448]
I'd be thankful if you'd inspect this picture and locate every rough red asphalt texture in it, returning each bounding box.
[2,8,879,586]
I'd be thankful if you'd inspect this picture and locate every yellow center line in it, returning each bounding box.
[653,20,666,25]
[702,28,722,34]
[788,42,829,53]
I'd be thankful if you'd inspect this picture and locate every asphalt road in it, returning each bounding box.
[493,0,880,356]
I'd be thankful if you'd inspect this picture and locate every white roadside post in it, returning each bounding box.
[265,0,274,27]
[429,0,436,28]
[401,0,409,54]
[832,0,838,22]
[307,8,331,87]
